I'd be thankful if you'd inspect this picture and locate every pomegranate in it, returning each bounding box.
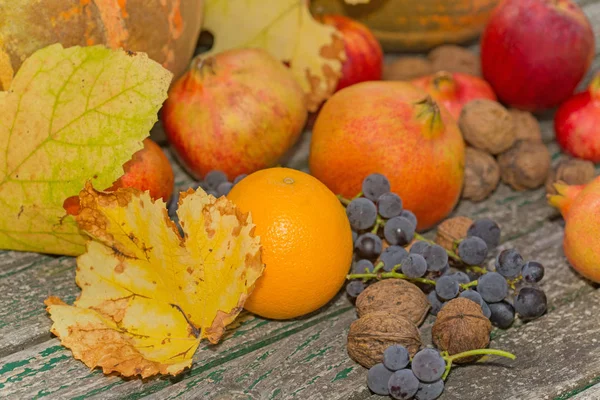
[318,14,383,91]
[481,0,595,111]
[549,177,600,283]
[411,71,497,120]
[161,48,308,180]
[555,74,600,162]
[309,82,465,231]
[63,138,174,215]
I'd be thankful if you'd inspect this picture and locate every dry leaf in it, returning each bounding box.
[0,43,171,256]
[45,183,264,378]
[202,0,346,111]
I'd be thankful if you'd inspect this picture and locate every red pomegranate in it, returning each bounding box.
[318,14,383,91]
[411,71,497,120]
[555,74,600,162]
[480,0,595,111]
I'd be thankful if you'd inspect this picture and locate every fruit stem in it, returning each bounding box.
[413,96,445,139]
[460,280,478,290]
[441,349,516,380]
[589,73,600,100]
[346,271,437,286]
[337,195,351,206]
[432,71,457,96]
[191,55,217,78]
[547,181,586,219]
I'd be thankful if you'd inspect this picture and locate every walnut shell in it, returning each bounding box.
[498,140,551,191]
[459,100,516,155]
[435,216,473,252]
[432,298,491,363]
[462,147,501,201]
[383,56,433,81]
[428,45,481,76]
[545,158,596,194]
[347,311,422,368]
[356,279,430,326]
[509,108,542,143]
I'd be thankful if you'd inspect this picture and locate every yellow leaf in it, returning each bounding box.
[0,43,172,256]
[202,0,346,111]
[46,183,264,378]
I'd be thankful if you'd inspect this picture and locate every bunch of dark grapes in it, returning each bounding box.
[344,173,548,329]
[167,170,246,221]
[368,345,450,400]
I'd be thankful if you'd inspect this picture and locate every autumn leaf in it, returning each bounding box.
[202,0,346,111]
[45,183,264,378]
[0,43,171,256]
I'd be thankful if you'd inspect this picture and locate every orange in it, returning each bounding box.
[227,167,353,320]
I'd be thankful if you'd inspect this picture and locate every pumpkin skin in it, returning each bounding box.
[0,0,203,90]
[310,0,500,52]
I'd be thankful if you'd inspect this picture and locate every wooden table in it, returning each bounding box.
[3,1,600,398]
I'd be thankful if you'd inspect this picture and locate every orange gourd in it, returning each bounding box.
[0,0,204,90]
[310,0,500,52]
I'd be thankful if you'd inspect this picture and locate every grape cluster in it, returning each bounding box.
[167,170,247,221]
[368,345,446,400]
[344,173,548,329]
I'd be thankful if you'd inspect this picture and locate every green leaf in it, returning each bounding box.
[0,43,172,256]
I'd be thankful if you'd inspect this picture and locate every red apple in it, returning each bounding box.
[555,74,600,162]
[481,0,595,112]
[319,14,383,91]
[411,71,497,120]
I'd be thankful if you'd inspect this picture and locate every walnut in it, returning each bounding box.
[383,56,433,81]
[498,140,551,191]
[462,147,501,201]
[435,216,473,252]
[428,45,481,76]
[347,311,422,368]
[509,108,542,143]
[432,298,491,363]
[356,279,430,326]
[546,158,596,194]
[459,100,516,155]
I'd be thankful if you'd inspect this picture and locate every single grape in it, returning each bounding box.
[367,363,394,395]
[522,261,545,283]
[411,349,446,383]
[400,210,418,227]
[514,287,547,319]
[216,181,234,197]
[459,289,483,306]
[401,254,428,278]
[481,301,492,319]
[495,249,524,278]
[377,192,403,219]
[476,272,509,303]
[383,345,410,371]
[467,218,501,248]
[355,233,383,259]
[384,216,415,246]
[388,369,419,400]
[457,236,488,266]
[488,301,515,328]
[380,246,408,272]
[415,380,445,400]
[346,198,378,230]
[427,291,444,316]
[204,170,228,190]
[435,275,459,300]
[409,241,430,255]
[345,280,366,298]
[448,271,470,285]
[362,173,391,201]
[352,259,374,274]
[423,244,449,272]
[233,174,247,185]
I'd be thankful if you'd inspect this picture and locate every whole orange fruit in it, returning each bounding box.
[227,168,353,320]
[309,81,465,231]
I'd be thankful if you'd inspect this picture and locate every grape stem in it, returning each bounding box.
[460,280,478,290]
[441,349,516,380]
[346,271,437,286]
[337,195,351,206]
